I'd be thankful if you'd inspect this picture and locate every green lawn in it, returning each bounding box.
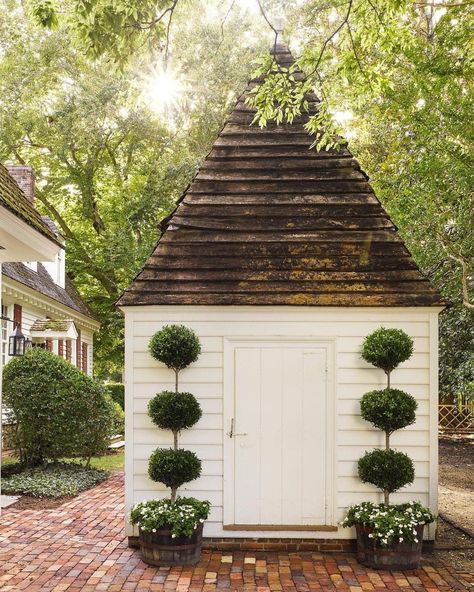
[1,451,124,472]
[79,452,124,471]
[2,456,20,469]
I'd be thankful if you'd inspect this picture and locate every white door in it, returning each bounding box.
[224,339,333,529]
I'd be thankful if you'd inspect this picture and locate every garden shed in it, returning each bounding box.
[118,41,445,549]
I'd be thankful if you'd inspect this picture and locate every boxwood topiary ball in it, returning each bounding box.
[148,448,202,489]
[358,449,415,493]
[149,324,201,371]
[148,391,202,431]
[360,388,417,433]
[361,327,414,373]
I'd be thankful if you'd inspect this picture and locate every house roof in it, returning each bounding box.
[30,318,78,340]
[30,319,70,332]
[117,43,445,308]
[2,262,98,321]
[0,163,62,246]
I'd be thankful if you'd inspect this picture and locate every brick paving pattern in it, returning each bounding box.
[0,473,472,591]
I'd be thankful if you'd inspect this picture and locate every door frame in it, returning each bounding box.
[223,336,336,530]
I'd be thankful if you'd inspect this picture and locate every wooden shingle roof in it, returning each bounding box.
[3,262,98,320]
[117,43,445,307]
[0,163,62,246]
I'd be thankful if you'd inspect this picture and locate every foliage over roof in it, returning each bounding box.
[117,43,445,308]
[0,163,61,245]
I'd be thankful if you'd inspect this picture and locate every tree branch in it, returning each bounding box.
[308,0,354,77]
[256,0,279,55]
[448,254,474,310]
[438,233,474,309]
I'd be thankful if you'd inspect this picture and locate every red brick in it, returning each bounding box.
[0,472,471,591]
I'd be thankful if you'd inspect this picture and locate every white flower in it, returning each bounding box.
[368,534,373,538]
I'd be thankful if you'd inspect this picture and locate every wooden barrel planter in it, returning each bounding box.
[355,524,425,570]
[138,523,204,566]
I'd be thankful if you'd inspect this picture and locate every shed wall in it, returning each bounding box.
[124,306,440,540]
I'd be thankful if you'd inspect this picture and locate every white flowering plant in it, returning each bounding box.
[342,501,434,547]
[130,497,210,538]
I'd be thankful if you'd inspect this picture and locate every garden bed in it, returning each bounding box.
[1,452,124,510]
[2,462,108,497]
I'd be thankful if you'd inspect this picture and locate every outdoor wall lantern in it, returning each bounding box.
[8,324,26,356]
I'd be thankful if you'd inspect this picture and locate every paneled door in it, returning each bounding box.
[224,339,334,529]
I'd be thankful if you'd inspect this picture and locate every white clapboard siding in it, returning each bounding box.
[123,305,439,539]
[134,444,223,461]
[339,430,429,447]
[132,382,223,399]
[338,368,430,385]
[133,351,222,368]
[339,383,430,400]
[133,320,430,338]
[134,428,221,446]
[339,492,430,507]
[134,367,223,384]
[338,477,429,494]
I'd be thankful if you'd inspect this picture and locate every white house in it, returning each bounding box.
[0,161,62,505]
[1,165,99,376]
[118,41,445,550]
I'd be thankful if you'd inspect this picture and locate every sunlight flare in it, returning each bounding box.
[142,66,183,114]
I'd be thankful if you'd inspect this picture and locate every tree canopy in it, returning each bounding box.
[0,1,265,378]
[2,0,472,398]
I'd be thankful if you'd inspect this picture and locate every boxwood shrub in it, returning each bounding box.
[149,324,201,371]
[360,388,417,434]
[358,448,415,494]
[148,391,202,431]
[361,328,414,374]
[148,447,202,490]
[3,348,115,465]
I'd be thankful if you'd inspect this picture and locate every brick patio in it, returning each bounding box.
[0,473,472,592]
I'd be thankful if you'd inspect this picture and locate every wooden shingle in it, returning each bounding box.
[117,44,445,307]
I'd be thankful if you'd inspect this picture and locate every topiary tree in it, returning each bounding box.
[358,328,418,505]
[148,324,202,501]
[361,327,413,388]
[149,324,201,391]
[3,348,115,466]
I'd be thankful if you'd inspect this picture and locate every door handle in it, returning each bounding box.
[227,418,247,438]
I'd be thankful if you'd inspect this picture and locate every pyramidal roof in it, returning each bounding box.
[117,42,444,307]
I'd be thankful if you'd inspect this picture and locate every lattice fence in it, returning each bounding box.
[439,403,474,434]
